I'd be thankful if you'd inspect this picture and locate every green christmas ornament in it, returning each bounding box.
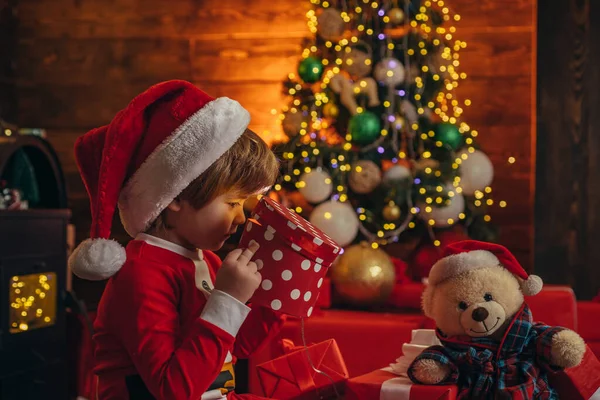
[434,123,463,150]
[298,56,324,83]
[348,111,381,145]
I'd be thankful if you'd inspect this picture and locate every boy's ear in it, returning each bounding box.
[167,197,182,212]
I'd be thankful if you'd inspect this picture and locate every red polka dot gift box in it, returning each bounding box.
[239,196,342,317]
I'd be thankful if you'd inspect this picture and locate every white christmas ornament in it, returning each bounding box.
[383,165,412,184]
[374,58,406,87]
[459,150,494,195]
[309,201,359,247]
[417,187,465,228]
[299,169,333,203]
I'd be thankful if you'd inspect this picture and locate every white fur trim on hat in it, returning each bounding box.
[428,250,500,286]
[521,274,543,296]
[117,97,250,237]
[68,238,127,281]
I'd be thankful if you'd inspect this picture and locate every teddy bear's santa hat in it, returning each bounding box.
[428,240,543,296]
[68,80,250,281]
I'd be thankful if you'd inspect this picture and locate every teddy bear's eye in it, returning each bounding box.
[458,301,468,311]
[484,293,493,302]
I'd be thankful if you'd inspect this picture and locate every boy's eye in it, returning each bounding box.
[228,202,242,208]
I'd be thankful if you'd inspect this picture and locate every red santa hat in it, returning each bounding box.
[427,240,543,296]
[68,80,250,280]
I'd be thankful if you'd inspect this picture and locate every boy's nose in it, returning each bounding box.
[234,208,246,225]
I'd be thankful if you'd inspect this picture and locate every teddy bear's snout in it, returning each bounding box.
[472,307,489,322]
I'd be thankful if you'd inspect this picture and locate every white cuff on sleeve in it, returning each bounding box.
[200,290,251,337]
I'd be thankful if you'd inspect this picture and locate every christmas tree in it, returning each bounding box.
[267,0,500,281]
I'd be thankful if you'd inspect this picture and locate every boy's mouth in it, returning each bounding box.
[225,228,237,237]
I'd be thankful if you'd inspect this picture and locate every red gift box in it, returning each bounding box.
[549,346,600,399]
[346,369,457,400]
[239,197,341,317]
[387,282,426,310]
[316,277,331,309]
[256,338,349,400]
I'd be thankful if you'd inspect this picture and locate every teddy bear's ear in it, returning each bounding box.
[421,284,435,317]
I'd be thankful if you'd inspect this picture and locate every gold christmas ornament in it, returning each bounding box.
[383,203,401,221]
[388,8,405,25]
[331,243,396,305]
[348,160,382,194]
[323,102,340,119]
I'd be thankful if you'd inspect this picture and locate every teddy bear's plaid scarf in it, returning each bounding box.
[408,303,566,399]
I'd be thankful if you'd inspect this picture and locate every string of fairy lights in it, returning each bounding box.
[270,0,511,249]
[9,273,56,333]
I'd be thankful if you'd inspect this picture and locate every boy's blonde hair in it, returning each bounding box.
[149,129,278,230]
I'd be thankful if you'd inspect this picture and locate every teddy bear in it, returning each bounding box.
[408,240,586,399]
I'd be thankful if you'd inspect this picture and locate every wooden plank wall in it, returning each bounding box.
[14,0,536,272]
[535,0,600,299]
[0,0,18,120]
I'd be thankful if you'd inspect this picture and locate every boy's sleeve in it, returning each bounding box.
[202,250,286,359]
[233,305,287,359]
[108,261,250,400]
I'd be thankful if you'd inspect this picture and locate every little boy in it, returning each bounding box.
[69,80,285,399]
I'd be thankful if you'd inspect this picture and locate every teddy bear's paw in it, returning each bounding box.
[551,329,586,368]
[411,359,451,384]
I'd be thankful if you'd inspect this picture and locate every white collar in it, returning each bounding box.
[136,233,203,261]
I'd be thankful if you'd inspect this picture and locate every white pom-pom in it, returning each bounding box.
[521,274,543,296]
[68,238,126,281]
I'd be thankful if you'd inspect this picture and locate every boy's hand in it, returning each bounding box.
[214,241,262,304]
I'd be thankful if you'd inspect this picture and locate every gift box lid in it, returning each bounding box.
[252,196,342,266]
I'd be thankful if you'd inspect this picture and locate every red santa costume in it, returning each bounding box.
[68,80,285,399]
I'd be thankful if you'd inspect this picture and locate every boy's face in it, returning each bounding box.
[169,193,248,251]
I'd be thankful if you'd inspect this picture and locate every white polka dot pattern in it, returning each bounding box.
[262,280,273,291]
[264,230,275,241]
[281,270,292,281]
[271,299,282,310]
[237,197,339,317]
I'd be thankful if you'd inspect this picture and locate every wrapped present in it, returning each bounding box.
[549,346,600,400]
[346,329,457,400]
[388,329,441,376]
[387,282,425,310]
[239,197,341,317]
[257,338,349,400]
[346,369,457,400]
[315,277,331,309]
